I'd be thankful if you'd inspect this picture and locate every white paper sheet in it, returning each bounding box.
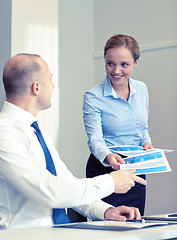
[108,145,172,175]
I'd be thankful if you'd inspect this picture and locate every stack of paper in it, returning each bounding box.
[54,220,168,231]
[108,145,172,175]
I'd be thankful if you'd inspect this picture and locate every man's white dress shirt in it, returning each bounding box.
[0,101,114,229]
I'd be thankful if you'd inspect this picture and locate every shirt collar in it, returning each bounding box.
[129,78,136,94]
[104,76,136,98]
[103,75,114,97]
[1,101,36,126]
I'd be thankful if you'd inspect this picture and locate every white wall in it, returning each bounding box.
[58,0,94,177]
[11,0,59,146]
[0,0,11,110]
[1,0,177,216]
[94,0,177,215]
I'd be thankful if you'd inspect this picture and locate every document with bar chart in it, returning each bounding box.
[108,145,172,175]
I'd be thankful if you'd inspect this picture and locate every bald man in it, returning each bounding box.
[0,54,146,229]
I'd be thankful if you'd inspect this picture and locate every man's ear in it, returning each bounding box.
[32,82,40,95]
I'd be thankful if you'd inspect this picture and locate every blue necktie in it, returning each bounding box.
[31,121,70,224]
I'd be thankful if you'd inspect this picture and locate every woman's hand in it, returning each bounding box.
[105,153,125,170]
[143,142,153,150]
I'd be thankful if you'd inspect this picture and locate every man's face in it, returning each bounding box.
[37,60,55,111]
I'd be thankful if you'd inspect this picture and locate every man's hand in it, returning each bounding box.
[110,169,147,194]
[105,153,125,170]
[104,205,141,222]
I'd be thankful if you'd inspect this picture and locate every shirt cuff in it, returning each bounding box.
[98,148,112,165]
[92,201,115,220]
[93,173,115,199]
[141,137,151,146]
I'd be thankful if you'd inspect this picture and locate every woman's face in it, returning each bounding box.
[105,46,138,88]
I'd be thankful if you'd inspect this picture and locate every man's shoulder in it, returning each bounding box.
[0,112,12,126]
[0,112,30,139]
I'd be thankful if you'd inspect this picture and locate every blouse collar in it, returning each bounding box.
[104,75,136,98]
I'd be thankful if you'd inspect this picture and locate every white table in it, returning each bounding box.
[1,224,177,240]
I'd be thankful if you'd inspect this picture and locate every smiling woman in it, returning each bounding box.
[83,34,153,216]
[105,46,138,100]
